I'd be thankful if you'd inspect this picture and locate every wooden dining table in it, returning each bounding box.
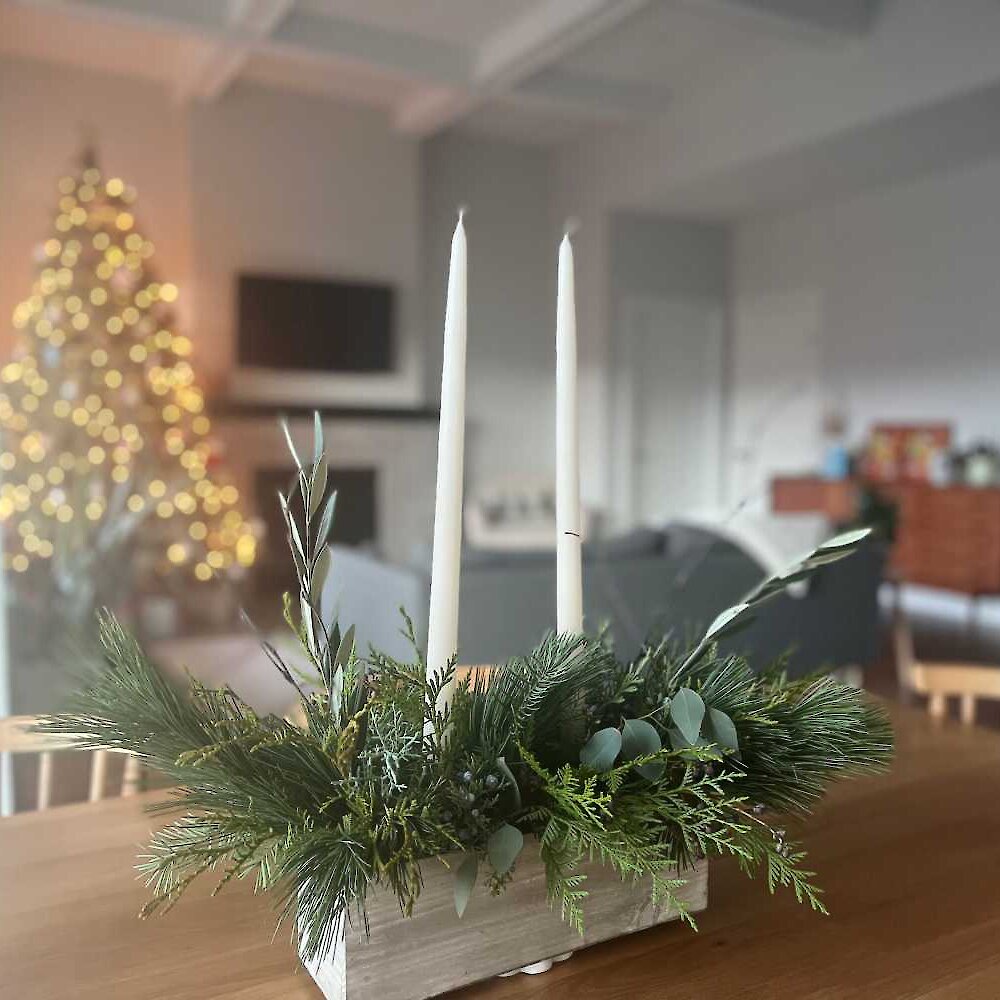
[3,702,1000,1000]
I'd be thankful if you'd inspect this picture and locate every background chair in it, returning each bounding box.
[893,613,1000,724]
[0,715,141,814]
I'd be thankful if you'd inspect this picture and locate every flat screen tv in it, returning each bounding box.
[231,272,420,408]
[238,273,393,372]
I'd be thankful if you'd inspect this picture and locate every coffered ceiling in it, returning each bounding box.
[0,0,884,145]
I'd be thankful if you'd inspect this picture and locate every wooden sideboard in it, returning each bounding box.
[771,477,858,524]
[772,476,1000,595]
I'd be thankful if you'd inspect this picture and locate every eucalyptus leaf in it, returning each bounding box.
[311,547,332,601]
[621,718,661,761]
[329,621,341,662]
[316,491,338,550]
[288,541,306,585]
[309,457,328,518]
[669,687,705,745]
[707,707,739,753]
[762,566,813,592]
[280,419,303,470]
[667,726,696,751]
[298,470,310,509]
[330,665,344,717]
[704,603,752,641]
[312,411,324,466]
[280,495,306,567]
[495,756,521,809]
[745,558,814,600]
[745,557,826,603]
[487,824,524,875]
[334,625,355,670]
[818,527,872,550]
[801,550,858,569]
[743,527,873,606]
[454,853,478,918]
[579,727,622,772]
[667,727,716,753]
[300,597,317,653]
[635,760,666,781]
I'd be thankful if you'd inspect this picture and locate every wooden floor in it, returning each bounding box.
[2,704,1000,999]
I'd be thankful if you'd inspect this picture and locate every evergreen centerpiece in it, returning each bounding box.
[43,417,892,997]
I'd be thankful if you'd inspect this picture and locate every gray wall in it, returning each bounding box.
[610,213,729,302]
[422,133,557,493]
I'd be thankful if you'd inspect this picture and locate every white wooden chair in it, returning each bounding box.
[0,715,142,812]
[893,613,1000,725]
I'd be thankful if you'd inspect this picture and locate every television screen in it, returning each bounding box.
[237,273,394,373]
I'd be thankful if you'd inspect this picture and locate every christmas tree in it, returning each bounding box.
[0,150,257,627]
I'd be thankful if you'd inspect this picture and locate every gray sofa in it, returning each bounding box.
[321,527,885,677]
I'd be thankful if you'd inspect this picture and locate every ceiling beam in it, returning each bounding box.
[478,0,649,88]
[173,0,297,104]
[682,0,883,42]
[273,10,470,85]
[12,0,232,34]
[395,0,652,136]
[7,0,470,82]
[513,68,669,119]
[10,0,654,133]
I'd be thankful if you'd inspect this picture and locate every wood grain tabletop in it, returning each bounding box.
[2,703,999,1000]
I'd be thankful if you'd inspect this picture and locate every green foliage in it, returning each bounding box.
[39,418,893,963]
[454,854,478,917]
[487,823,524,874]
[669,687,706,744]
[620,718,660,761]
[579,727,622,771]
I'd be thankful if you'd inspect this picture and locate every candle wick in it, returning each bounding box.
[457,205,468,223]
[564,217,580,239]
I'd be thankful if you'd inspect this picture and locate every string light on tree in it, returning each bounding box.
[0,149,259,619]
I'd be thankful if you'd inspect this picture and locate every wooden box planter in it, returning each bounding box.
[302,845,708,1000]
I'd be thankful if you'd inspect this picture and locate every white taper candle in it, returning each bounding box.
[426,210,468,715]
[556,230,583,634]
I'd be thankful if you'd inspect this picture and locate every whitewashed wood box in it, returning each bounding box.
[302,844,708,1000]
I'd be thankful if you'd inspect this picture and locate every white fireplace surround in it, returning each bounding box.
[214,410,438,567]
[227,277,425,412]
[228,362,423,412]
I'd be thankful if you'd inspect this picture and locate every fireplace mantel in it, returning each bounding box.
[212,399,439,423]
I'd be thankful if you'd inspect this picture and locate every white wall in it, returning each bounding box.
[188,85,421,386]
[422,133,556,494]
[552,151,612,512]
[0,56,422,391]
[548,0,1000,516]
[729,153,1000,505]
